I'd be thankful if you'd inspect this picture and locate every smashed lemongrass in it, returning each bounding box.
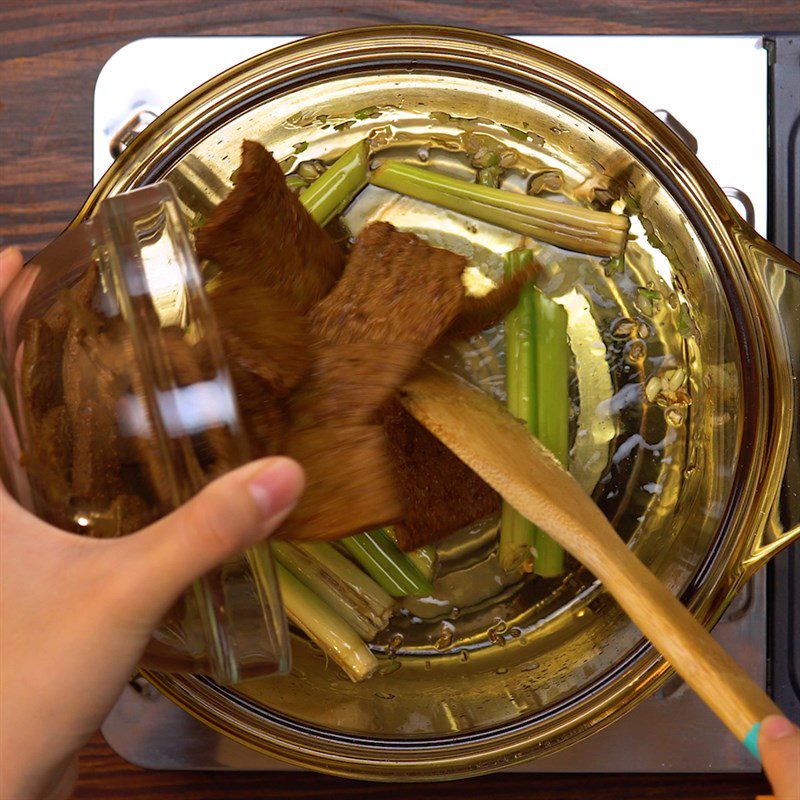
[299,139,370,227]
[342,529,434,598]
[386,529,439,582]
[272,542,393,641]
[498,249,537,572]
[275,563,379,683]
[531,289,570,577]
[371,161,629,258]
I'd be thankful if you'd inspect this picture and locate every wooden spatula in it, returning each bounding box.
[398,362,780,760]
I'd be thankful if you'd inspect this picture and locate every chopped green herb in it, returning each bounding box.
[602,255,625,276]
[501,125,529,142]
[353,106,379,120]
[638,287,662,301]
[333,119,356,131]
[293,141,309,154]
[677,304,694,338]
[477,167,501,187]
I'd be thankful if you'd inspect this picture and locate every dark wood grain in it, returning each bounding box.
[0,1,792,798]
[73,731,770,799]
[1,0,799,257]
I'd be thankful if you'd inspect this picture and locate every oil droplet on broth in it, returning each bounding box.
[387,632,404,659]
[378,660,402,677]
[610,317,637,340]
[625,339,647,364]
[487,619,508,647]
[435,621,455,650]
[665,405,687,428]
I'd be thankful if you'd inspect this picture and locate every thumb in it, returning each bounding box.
[120,456,304,620]
[758,715,800,800]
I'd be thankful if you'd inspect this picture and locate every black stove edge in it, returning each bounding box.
[765,34,800,726]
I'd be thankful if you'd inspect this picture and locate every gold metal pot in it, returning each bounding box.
[74,26,800,780]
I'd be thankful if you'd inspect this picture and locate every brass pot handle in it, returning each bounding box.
[737,228,800,569]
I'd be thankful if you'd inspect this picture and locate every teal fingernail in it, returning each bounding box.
[743,721,761,760]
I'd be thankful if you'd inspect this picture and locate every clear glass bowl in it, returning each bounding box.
[0,182,290,684]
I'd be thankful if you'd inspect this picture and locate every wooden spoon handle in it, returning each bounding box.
[400,364,780,758]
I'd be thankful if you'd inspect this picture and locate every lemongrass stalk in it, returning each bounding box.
[385,529,438,582]
[532,291,570,577]
[371,161,628,258]
[272,542,392,641]
[297,541,394,613]
[498,250,538,572]
[275,562,379,682]
[285,173,308,192]
[342,529,434,598]
[299,139,370,227]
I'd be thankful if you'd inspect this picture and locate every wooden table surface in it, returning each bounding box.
[2,1,796,797]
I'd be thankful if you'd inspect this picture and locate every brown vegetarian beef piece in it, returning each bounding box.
[195,141,345,313]
[21,318,62,419]
[382,400,500,551]
[280,222,468,541]
[228,361,288,458]
[208,274,310,397]
[61,298,125,504]
[42,263,100,338]
[280,424,404,541]
[70,400,124,503]
[26,405,73,526]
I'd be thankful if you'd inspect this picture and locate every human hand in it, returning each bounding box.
[0,246,305,800]
[758,715,800,800]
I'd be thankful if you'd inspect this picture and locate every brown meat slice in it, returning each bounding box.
[382,400,500,551]
[281,222,467,541]
[26,405,73,526]
[194,141,345,312]
[445,258,541,339]
[228,361,287,458]
[311,222,466,348]
[21,318,62,419]
[43,263,99,338]
[279,425,403,541]
[71,400,123,503]
[208,274,310,396]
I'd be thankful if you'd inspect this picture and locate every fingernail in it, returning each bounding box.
[0,246,22,262]
[248,457,305,519]
[760,715,799,741]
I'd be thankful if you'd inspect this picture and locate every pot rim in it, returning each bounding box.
[85,24,781,778]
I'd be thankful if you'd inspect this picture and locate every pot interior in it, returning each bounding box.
[139,37,746,753]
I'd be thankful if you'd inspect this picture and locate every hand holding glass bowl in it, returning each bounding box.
[1,24,799,787]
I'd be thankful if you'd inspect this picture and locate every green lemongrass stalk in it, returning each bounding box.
[385,529,438,582]
[341,529,434,598]
[272,542,393,641]
[371,161,629,258]
[532,291,570,577]
[275,562,379,682]
[299,139,370,227]
[296,541,394,614]
[499,249,538,572]
[285,173,309,192]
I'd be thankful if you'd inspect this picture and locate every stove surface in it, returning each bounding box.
[96,35,768,774]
